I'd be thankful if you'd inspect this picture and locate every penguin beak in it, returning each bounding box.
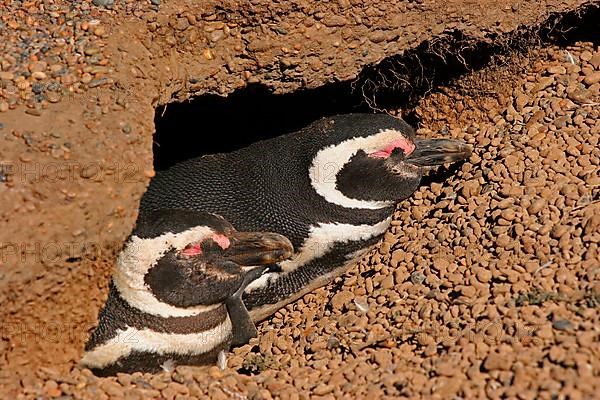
[405,139,472,167]
[223,231,294,266]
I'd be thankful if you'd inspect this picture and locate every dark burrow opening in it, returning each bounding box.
[153,3,599,170]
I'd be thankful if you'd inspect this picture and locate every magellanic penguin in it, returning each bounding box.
[82,209,293,375]
[140,113,472,321]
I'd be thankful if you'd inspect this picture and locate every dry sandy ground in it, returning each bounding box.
[6,39,600,400]
[0,0,599,398]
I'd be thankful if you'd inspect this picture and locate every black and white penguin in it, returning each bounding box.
[82,209,293,375]
[140,113,472,320]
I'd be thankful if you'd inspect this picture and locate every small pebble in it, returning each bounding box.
[92,0,115,7]
[552,319,574,331]
[410,271,426,285]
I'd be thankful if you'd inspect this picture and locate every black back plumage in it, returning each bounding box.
[133,209,233,239]
[140,114,409,248]
[139,114,425,310]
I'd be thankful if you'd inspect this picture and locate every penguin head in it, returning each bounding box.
[113,209,293,315]
[308,114,472,207]
[334,136,472,203]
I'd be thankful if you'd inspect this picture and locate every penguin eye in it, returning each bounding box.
[200,239,226,253]
[181,243,202,257]
[369,137,416,159]
[390,147,406,158]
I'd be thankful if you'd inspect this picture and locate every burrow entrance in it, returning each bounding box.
[153,3,599,171]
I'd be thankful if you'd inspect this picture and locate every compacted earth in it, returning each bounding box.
[1,0,599,399]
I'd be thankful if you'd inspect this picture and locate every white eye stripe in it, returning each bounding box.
[114,226,222,318]
[308,129,404,210]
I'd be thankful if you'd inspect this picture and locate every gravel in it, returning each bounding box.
[0,0,113,114]
[0,0,162,114]
[7,40,598,399]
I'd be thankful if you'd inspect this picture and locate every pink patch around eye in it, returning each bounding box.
[211,234,230,249]
[370,138,415,159]
[182,244,202,256]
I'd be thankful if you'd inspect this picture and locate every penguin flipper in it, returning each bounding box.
[225,266,268,346]
[225,296,258,346]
